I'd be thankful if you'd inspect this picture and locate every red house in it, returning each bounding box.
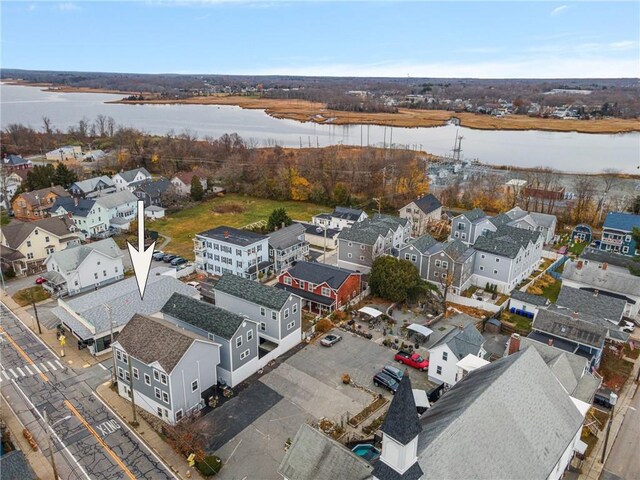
[276,262,362,313]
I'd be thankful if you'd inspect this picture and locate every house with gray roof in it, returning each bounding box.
[399,193,443,236]
[52,267,197,355]
[428,319,487,386]
[268,223,309,273]
[449,208,494,246]
[42,237,124,296]
[556,285,626,326]
[298,222,340,250]
[112,167,152,191]
[505,206,557,244]
[159,292,259,387]
[133,178,171,208]
[113,314,220,424]
[94,190,138,231]
[68,175,116,198]
[213,273,302,366]
[50,196,109,238]
[509,289,549,319]
[312,206,368,231]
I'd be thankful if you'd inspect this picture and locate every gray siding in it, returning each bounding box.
[230,320,259,371]
[114,350,171,410]
[473,250,515,285]
[170,341,219,416]
[399,246,428,278]
[279,294,302,338]
[338,239,375,268]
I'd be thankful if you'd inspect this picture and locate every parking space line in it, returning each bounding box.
[40,363,48,372]
[1,371,9,380]
[16,367,25,377]
[31,364,41,374]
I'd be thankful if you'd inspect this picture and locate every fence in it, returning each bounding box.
[547,255,569,280]
[447,293,502,313]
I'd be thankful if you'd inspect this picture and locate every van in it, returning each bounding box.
[383,365,404,383]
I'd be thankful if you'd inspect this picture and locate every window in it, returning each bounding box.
[359,256,365,261]
[191,380,199,392]
[122,353,128,364]
[461,233,466,240]
[347,253,352,258]
[94,273,98,279]
[411,255,417,262]
[481,254,485,259]
[436,366,442,375]
[442,273,447,280]
[160,373,167,385]
[283,276,292,286]
[116,350,122,361]
[434,272,439,277]
[495,258,500,263]
[27,253,34,260]
[405,253,411,260]
[144,373,151,386]
[271,311,277,320]
[26,241,31,247]
[360,244,365,250]
[132,367,139,380]
[260,322,266,331]
[162,391,169,403]
[153,370,160,381]
[240,349,250,360]
[287,321,295,330]
[157,407,163,417]
[175,410,183,421]
[284,308,290,319]
[125,370,131,382]
[117,367,124,380]
[442,261,448,269]
[493,269,498,274]
[479,266,484,271]
[454,232,459,238]
[321,287,331,296]
[247,330,254,342]
[260,307,266,316]
[154,387,161,399]
[442,352,448,361]
[292,303,298,314]
[103,270,107,277]
[299,281,305,289]
[348,242,353,247]
[435,260,441,267]
[46,246,55,254]
[236,336,243,348]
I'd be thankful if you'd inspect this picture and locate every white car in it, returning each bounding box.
[620,321,635,333]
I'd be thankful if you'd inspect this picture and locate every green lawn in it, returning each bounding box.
[1,209,9,226]
[150,194,329,259]
[500,312,532,332]
[13,286,51,307]
[541,279,562,303]
[568,241,588,256]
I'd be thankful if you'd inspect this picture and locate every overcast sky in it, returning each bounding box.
[2,1,638,78]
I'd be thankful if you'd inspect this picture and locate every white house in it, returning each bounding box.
[428,321,486,387]
[68,176,116,198]
[113,314,220,425]
[42,237,124,296]
[399,193,443,237]
[45,146,81,162]
[112,168,152,192]
[505,207,557,244]
[94,190,138,232]
[170,169,208,196]
[0,171,23,209]
[144,205,166,219]
[50,196,108,238]
[312,206,368,231]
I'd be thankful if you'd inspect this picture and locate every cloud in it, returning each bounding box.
[57,2,81,11]
[28,4,37,11]
[609,40,637,50]
[550,5,569,16]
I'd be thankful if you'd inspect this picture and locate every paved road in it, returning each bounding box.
[601,386,640,480]
[0,301,177,480]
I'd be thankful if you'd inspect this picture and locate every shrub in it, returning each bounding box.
[315,318,333,334]
[197,455,222,477]
[341,373,351,384]
[3,268,15,279]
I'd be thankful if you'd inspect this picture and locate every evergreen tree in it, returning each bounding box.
[54,163,78,189]
[24,165,56,190]
[267,207,292,232]
[190,175,204,201]
[369,256,424,303]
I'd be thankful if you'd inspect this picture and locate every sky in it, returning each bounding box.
[1,1,639,78]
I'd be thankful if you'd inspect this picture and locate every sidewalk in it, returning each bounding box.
[579,355,640,480]
[1,289,101,369]
[96,382,204,480]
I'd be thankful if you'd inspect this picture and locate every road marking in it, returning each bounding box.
[1,371,9,380]
[55,360,64,369]
[0,327,49,382]
[15,367,25,377]
[64,400,137,480]
[628,406,637,412]
[98,363,108,371]
[23,365,33,375]
[95,419,121,437]
[31,364,41,374]
[0,301,61,360]
[47,361,57,371]
[40,363,48,372]
[9,369,18,378]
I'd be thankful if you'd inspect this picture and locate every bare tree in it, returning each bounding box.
[592,169,620,225]
[42,116,52,135]
[572,176,597,224]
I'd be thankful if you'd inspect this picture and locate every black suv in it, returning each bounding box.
[373,371,399,394]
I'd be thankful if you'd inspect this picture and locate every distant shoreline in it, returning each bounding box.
[4,80,640,135]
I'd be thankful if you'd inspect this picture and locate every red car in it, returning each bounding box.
[35,277,47,285]
[395,351,429,371]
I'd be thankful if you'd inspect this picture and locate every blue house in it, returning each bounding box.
[571,224,592,243]
[598,212,640,256]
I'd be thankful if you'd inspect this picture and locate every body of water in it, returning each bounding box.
[1,84,639,173]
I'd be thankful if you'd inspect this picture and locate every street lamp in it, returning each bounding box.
[600,392,618,464]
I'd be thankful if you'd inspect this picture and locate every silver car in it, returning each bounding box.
[320,334,342,347]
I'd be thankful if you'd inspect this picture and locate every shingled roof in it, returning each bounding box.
[602,212,640,232]
[511,289,549,307]
[197,226,267,247]
[45,237,122,272]
[285,261,358,290]
[411,194,442,215]
[532,309,607,348]
[556,286,626,322]
[51,196,96,218]
[380,374,423,445]
[405,234,438,254]
[431,322,486,360]
[461,208,486,222]
[474,224,542,259]
[2,217,77,249]
[214,273,293,310]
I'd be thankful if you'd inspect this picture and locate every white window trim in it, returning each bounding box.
[191,380,199,392]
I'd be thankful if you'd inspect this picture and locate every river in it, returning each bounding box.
[1,84,638,174]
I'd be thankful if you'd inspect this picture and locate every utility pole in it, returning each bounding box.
[373,198,382,214]
[32,298,42,335]
[323,226,327,264]
[127,358,139,426]
[105,305,116,386]
[43,409,59,480]
[600,392,618,464]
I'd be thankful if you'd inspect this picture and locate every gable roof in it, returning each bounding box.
[580,247,634,269]
[284,261,358,290]
[474,225,541,259]
[161,292,246,340]
[116,167,151,183]
[532,308,607,348]
[116,314,207,373]
[134,178,171,197]
[197,226,267,246]
[415,348,584,480]
[278,424,372,480]
[461,208,486,223]
[562,259,640,298]
[214,273,293,310]
[94,190,138,209]
[411,194,442,215]
[268,223,306,250]
[15,185,70,207]
[602,212,640,232]
[2,217,76,248]
[51,196,96,218]
[441,238,469,260]
[3,154,31,167]
[332,206,366,221]
[46,237,122,271]
[172,168,209,185]
[431,320,485,360]
[70,175,115,193]
[489,212,512,228]
[338,214,407,245]
[404,234,438,254]
[511,289,549,306]
[529,212,556,228]
[556,286,626,322]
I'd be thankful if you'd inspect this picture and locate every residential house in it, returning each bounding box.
[268,223,309,273]
[556,285,627,328]
[505,334,601,403]
[11,186,70,220]
[449,208,494,246]
[112,168,152,191]
[454,354,490,384]
[170,169,208,196]
[0,170,23,209]
[597,212,640,256]
[472,225,544,293]
[2,153,32,171]
[276,261,362,313]
[425,239,476,294]
[133,178,171,208]
[398,234,440,279]
[52,268,197,355]
[112,314,220,425]
[427,320,487,387]
[399,193,443,236]
[282,347,587,480]
[505,207,557,244]
[144,205,166,219]
[45,145,81,162]
[312,206,368,231]
[562,256,640,320]
[41,238,124,297]
[194,226,270,279]
[94,190,138,232]
[50,196,108,238]
[508,290,549,318]
[571,224,593,243]
[82,149,106,162]
[213,273,302,366]
[68,175,116,198]
[298,222,340,250]
[159,292,259,387]
[337,214,411,272]
[0,217,79,275]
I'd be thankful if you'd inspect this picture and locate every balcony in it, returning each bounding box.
[193,239,206,253]
[601,236,623,246]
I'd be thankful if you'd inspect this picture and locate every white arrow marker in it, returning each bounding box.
[127,200,156,300]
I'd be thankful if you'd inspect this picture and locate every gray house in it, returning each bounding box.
[159,292,259,387]
[450,208,494,246]
[398,234,439,278]
[399,193,443,237]
[213,273,302,366]
[68,175,116,198]
[268,223,309,273]
[113,314,220,425]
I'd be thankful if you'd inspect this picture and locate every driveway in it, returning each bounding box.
[3,273,41,296]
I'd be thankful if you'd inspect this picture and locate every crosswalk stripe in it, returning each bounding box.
[1,371,9,380]
[9,369,18,378]
[31,364,41,374]
[23,365,33,375]
[16,367,25,377]
[40,363,49,372]
[55,360,65,369]
[47,361,57,371]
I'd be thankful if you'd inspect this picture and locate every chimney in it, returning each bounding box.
[547,338,554,347]
[602,262,608,270]
[593,289,599,297]
[572,311,579,319]
[577,260,583,270]
[224,230,229,239]
[507,333,521,355]
[74,196,78,207]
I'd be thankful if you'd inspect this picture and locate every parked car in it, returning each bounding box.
[593,388,617,410]
[320,334,342,347]
[373,371,399,394]
[186,281,201,290]
[395,351,429,371]
[152,251,165,261]
[162,254,177,263]
[35,277,46,285]
[383,365,404,383]
[558,245,568,255]
[171,257,187,267]
[620,320,635,333]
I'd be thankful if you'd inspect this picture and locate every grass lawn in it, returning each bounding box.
[598,348,634,392]
[1,209,9,226]
[149,194,328,259]
[569,241,588,256]
[541,279,562,303]
[500,312,532,332]
[13,286,51,307]
[623,343,640,360]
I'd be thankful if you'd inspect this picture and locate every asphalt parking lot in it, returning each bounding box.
[205,330,435,479]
